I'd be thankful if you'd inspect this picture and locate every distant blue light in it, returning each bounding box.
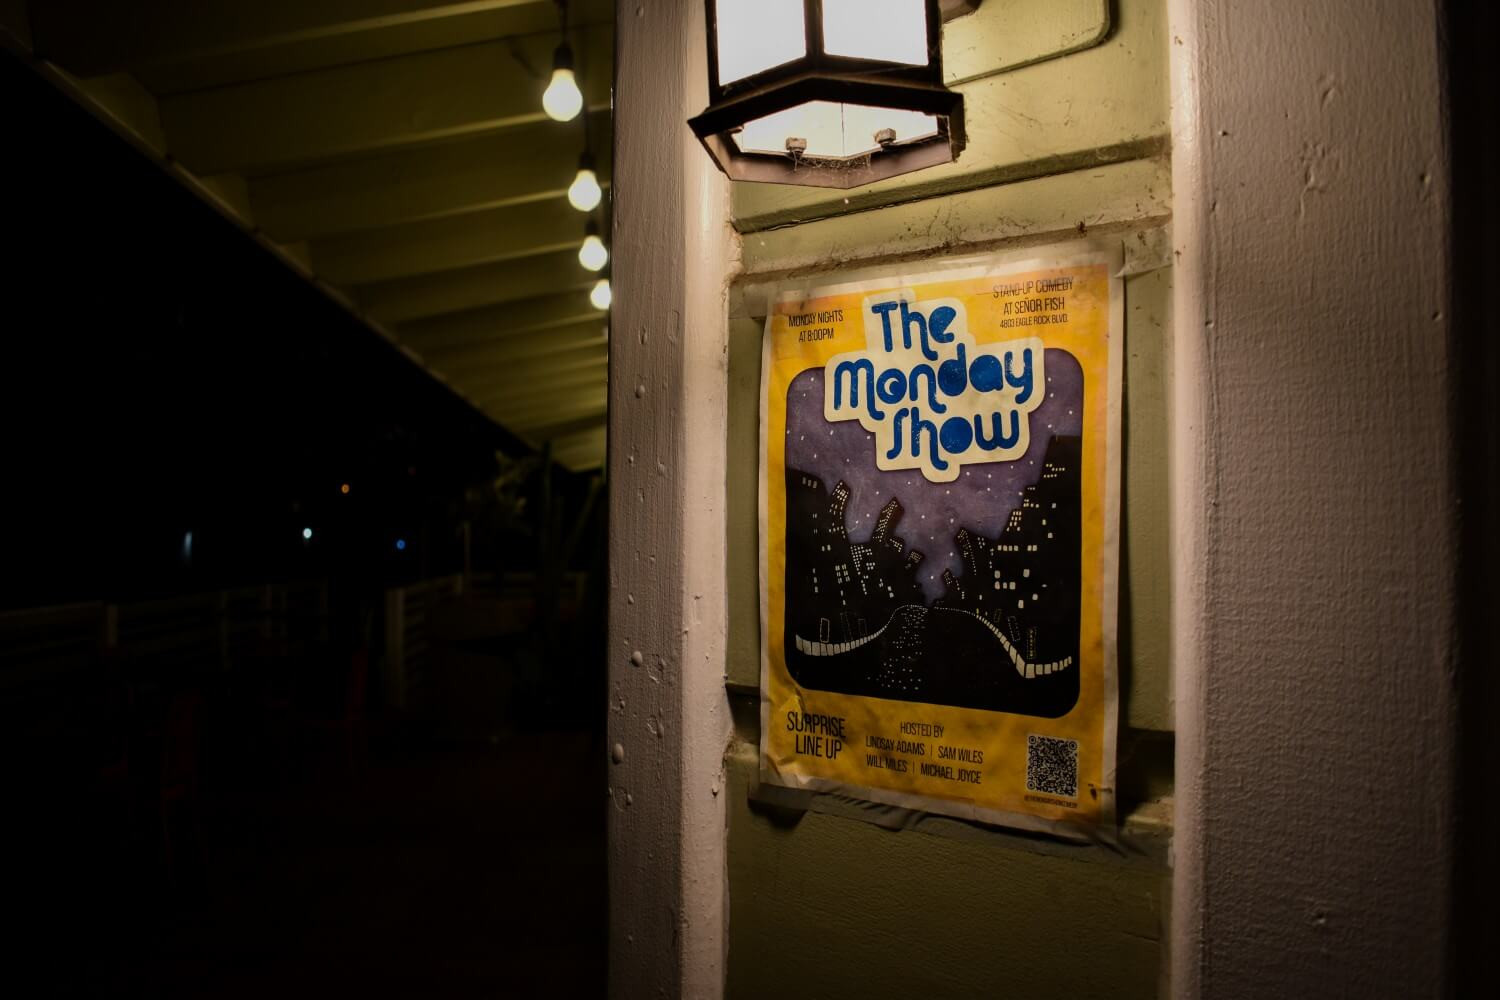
[302,527,313,541]
[395,538,407,551]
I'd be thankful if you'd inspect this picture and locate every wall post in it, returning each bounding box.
[608,1,735,996]
[1168,1,1457,995]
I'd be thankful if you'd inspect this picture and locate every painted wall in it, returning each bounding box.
[722,3,1175,996]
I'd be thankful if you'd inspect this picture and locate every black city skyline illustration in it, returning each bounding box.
[784,434,1081,717]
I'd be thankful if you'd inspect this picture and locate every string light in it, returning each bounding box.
[542,44,583,122]
[302,527,313,541]
[579,219,608,271]
[568,152,602,212]
[590,278,612,311]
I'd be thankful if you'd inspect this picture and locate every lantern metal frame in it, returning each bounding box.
[688,0,975,188]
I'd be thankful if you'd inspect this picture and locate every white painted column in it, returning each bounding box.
[608,1,735,997]
[1169,1,1456,996]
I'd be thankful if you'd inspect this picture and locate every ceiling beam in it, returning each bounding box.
[416,319,608,367]
[522,413,609,443]
[459,364,609,409]
[474,368,608,409]
[156,26,612,175]
[462,370,609,413]
[397,290,601,353]
[488,390,607,428]
[492,404,607,447]
[548,425,608,470]
[311,196,590,285]
[138,0,615,95]
[449,347,607,394]
[249,110,611,241]
[31,1,544,75]
[358,248,597,325]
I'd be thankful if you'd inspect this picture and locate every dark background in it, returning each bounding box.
[2,44,541,612]
[2,45,607,996]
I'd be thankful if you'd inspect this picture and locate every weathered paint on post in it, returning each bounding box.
[1169,0,1456,995]
[608,1,735,997]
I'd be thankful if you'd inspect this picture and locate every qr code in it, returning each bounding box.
[1026,734,1079,798]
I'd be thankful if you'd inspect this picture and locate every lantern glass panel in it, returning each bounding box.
[734,101,939,160]
[715,0,807,86]
[822,0,930,66]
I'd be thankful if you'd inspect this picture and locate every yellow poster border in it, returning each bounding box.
[757,240,1125,839]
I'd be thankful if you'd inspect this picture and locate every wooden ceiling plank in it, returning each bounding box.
[489,396,607,434]
[548,426,608,470]
[397,290,601,352]
[140,1,615,95]
[489,385,607,418]
[523,414,608,443]
[459,340,607,375]
[156,26,612,175]
[32,1,540,79]
[446,348,607,394]
[249,110,611,241]
[474,368,608,409]
[453,365,609,409]
[415,319,609,367]
[358,248,597,325]
[311,196,589,285]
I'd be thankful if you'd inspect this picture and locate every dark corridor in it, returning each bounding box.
[3,40,607,997]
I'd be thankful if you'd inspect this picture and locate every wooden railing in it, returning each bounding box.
[0,582,329,694]
[383,574,465,710]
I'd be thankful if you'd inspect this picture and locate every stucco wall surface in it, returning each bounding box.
[721,3,1177,995]
[724,744,1166,1000]
[733,0,1169,230]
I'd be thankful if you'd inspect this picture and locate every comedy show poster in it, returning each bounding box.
[759,244,1123,835]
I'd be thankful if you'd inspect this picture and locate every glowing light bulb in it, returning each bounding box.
[542,46,583,122]
[578,229,608,272]
[395,538,407,551]
[302,527,313,541]
[568,164,602,212]
[590,279,612,311]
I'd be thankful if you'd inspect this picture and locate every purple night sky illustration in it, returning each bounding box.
[785,348,1084,603]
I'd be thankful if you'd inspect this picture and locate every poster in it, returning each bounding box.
[759,243,1122,836]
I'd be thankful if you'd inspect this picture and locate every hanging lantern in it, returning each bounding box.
[688,0,974,188]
